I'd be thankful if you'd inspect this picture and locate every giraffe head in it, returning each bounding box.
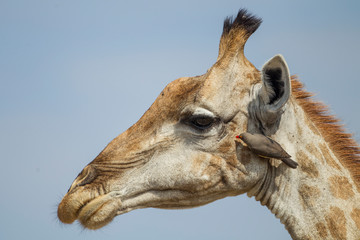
[57,9,293,229]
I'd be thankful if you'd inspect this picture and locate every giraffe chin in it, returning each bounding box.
[77,193,122,230]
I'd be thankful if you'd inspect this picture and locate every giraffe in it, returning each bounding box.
[57,9,360,239]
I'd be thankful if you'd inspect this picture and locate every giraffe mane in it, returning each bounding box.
[291,76,360,189]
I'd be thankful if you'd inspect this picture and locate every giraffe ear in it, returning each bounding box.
[259,54,291,109]
[248,55,291,134]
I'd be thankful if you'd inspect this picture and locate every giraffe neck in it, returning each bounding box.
[248,99,360,240]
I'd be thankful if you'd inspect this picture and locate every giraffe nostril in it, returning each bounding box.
[68,165,98,192]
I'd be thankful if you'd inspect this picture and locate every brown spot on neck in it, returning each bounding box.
[329,175,354,200]
[315,222,329,238]
[351,208,360,230]
[299,184,320,209]
[325,206,347,239]
[296,149,319,178]
[305,144,325,164]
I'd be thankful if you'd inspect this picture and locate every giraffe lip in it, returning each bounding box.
[77,192,123,229]
[57,189,123,229]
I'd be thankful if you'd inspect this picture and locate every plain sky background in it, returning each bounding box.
[1,1,360,239]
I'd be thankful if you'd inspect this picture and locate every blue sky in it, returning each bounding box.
[1,1,359,239]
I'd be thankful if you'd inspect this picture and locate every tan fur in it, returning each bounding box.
[315,222,329,238]
[325,206,347,239]
[298,184,320,209]
[305,144,325,164]
[319,143,342,171]
[329,175,355,200]
[350,208,360,229]
[296,149,319,178]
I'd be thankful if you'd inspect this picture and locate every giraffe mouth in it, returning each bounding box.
[77,192,123,229]
[58,186,223,229]
[57,188,122,230]
[57,187,191,229]
[57,189,185,229]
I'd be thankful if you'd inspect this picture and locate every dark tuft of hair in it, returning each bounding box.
[222,9,262,37]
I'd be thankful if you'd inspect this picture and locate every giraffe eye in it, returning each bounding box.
[189,115,216,130]
[180,108,221,133]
